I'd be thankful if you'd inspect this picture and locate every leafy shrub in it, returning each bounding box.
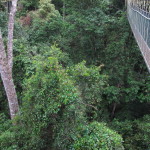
[20,0,39,11]
[67,61,109,121]
[72,122,124,150]
[39,0,60,19]
[27,13,63,44]
[111,115,150,150]
[20,49,79,149]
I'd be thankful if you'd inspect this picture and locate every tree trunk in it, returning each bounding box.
[110,103,117,120]
[0,64,19,119]
[7,0,18,71]
[0,0,19,119]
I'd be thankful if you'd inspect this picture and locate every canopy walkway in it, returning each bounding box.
[127,0,150,72]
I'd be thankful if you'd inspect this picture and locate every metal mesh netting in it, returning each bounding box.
[127,0,150,72]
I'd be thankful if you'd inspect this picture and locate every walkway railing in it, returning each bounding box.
[127,0,150,72]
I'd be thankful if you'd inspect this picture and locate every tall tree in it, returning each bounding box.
[0,0,19,119]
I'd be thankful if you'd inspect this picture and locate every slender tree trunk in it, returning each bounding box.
[7,0,18,71]
[110,103,117,120]
[0,0,19,119]
[0,63,19,119]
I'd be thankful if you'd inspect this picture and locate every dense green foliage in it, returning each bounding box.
[72,122,124,150]
[0,0,150,149]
